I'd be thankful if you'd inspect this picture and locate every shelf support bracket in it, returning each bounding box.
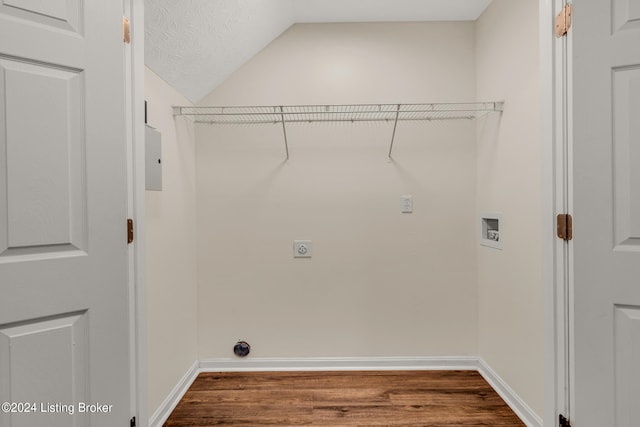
[388,104,401,158]
[279,106,290,160]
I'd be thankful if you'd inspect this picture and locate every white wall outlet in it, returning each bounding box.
[401,195,413,213]
[293,240,312,258]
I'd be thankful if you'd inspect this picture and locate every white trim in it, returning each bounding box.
[199,356,478,372]
[550,0,572,424]
[540,0,569,426]
[149,360,200,427]
[123,0,146,425]
[125,0,148,425]
[477,359,543,427]
[563,0,576,419]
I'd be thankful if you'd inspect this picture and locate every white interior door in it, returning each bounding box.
[0,1,131,427]
[571,0,640,426]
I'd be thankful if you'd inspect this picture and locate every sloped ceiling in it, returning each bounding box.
[145,0,492,103]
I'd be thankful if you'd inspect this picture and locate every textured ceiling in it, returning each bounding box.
[145,0,492,103]
[293,0,493,23]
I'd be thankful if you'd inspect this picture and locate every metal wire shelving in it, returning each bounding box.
[173,102,503,158]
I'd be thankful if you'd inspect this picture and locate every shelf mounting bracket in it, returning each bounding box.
[388,104,401,158]
[279,106,290,160]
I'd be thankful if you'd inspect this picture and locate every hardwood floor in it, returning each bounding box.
[163,370,526,426]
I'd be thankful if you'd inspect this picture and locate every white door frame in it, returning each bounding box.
[123,1,569,426]
[124,0,147,425]
[542,0,571,426]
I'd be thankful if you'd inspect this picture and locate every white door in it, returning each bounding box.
[0,1,131,427]
[571,0,640,425]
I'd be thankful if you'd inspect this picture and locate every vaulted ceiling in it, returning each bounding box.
[145,0,492,103]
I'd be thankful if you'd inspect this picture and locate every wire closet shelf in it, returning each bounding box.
[173,102,504,158]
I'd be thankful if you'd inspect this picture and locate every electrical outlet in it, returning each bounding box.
[293,240,312,258]
[401,195,413,213]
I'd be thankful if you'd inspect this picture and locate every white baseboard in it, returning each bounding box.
[148,360,199,427]
[149,356,540,427]
[199,356,478,372]
[477,358,543,427]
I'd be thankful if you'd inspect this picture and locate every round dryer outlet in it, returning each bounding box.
[233,340,251,357]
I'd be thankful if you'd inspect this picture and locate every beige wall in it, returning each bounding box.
[144,67,198,415]
[145,12,544,420]
[196,23,479,359]
[475,0,544,417]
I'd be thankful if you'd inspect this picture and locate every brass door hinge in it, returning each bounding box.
[127,219,134,244]
[555,4,572,37]
[123,16,131,43]
[557,214,573,241]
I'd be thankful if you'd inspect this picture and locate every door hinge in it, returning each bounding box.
[557,213,573,241]
[123,16,131,44]
[555,4,572,37]
[130,416,136,427]
[127,219,134,244]
[559,414,571,427]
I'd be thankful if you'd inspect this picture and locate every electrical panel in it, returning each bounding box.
[145,125,162,191]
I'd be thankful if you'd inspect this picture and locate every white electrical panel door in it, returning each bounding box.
[145,125,162,191]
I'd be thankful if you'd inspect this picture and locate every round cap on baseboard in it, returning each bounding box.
[233,340,251,357]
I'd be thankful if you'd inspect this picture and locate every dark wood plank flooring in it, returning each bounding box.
[163,370,526,426]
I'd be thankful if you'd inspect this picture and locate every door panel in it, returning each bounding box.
[614,306,640,427]
[0,0,82,33]
[0,312,87,427]
[612,0,640,32]
[0,0,130,426]
[0,58,85,253]
[572,0,640,425]
[612,66,640,249]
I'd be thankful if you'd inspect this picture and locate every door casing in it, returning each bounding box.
[541,0,570,425]
[126,2,566,426]
[126,0,147,425]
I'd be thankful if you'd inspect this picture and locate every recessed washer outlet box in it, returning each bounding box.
[480,213,502,249]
